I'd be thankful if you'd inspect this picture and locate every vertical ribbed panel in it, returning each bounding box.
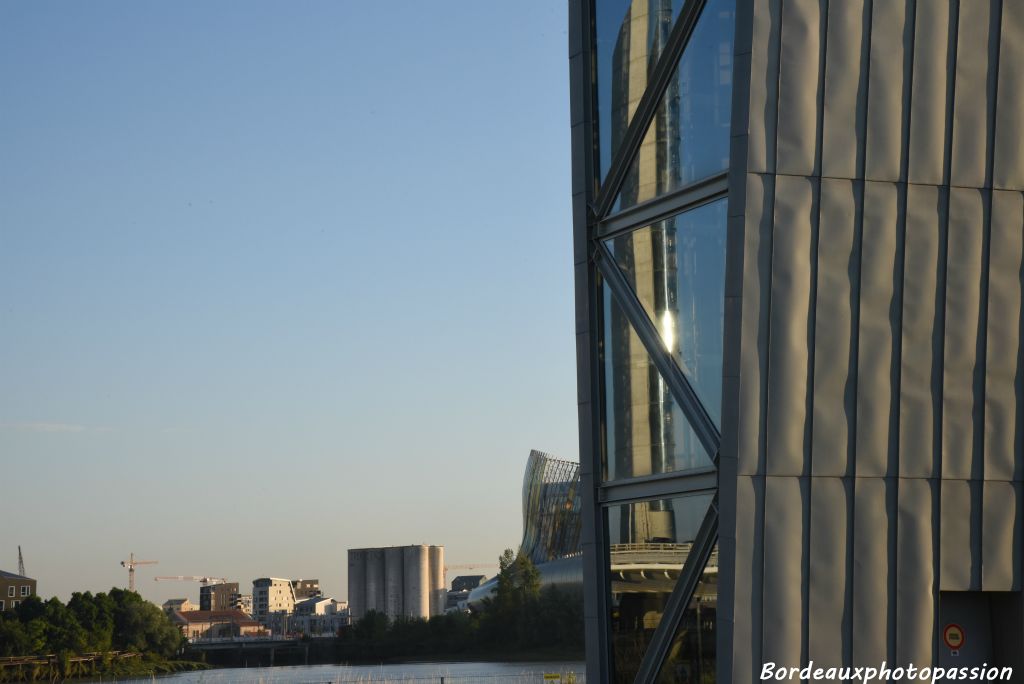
[939,479,972,590]
[993,1,1024,190]
[982,480,1022,591]
[738,174,774,476]
[856,182,901,478]
[985,191,1024,482]
[807,477,850,666]
[852,478,894,668]
[907,0,953,186]
[821,0,869,180]
[812,179,858,477]
[899,184,945,479]
[746,0,783,174]
[895,478,935,667]
[864,0,913,182]
[775,0,823,176]
[723,1,1024,678]
[942,188,985,480]
[950,0,997,188]
[766,176,816,476]
[762,476,806,672]
[731,475,763,682]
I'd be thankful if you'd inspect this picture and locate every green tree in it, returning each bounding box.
[353,610,389,642]
[68,591,114,652]
[41,597,88,655]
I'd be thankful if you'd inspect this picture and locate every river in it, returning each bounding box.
[108,661,586,683]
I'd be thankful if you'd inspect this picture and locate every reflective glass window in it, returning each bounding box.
[595,0,686,183]
[602,282,713,481]
[604,198,726,426]
[605,494,713,682]
[654,543,718,683]
[612,0,735,213]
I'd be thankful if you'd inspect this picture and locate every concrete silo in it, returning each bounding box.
[402,545,430,618]
[384,546,405,619]
[347,549,367,621]
[428,545,445,617]
[364,547,385,614]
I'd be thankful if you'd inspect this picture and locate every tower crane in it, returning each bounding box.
[120,553,158,592]
[154,576,227,586]
[17,546,25,577]
[443,563,498,585]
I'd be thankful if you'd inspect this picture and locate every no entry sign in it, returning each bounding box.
[943,623,966,650]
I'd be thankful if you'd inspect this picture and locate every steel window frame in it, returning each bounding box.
[592,0,709,222]
[573,0,727,681]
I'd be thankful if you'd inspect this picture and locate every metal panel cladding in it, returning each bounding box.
[519,450,583,565]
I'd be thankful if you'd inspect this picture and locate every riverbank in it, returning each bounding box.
[111,660,586,684]
[0,653,210,683]
[186,638,582,669]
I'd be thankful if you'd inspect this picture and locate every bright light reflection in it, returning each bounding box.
[660,311,676,352]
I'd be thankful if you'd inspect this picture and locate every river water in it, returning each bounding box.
[109,661,585,683]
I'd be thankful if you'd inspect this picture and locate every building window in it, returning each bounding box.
[0,600,5,611]
[20,586,29,597]
[6,586,12,597]
[577,0,736,679]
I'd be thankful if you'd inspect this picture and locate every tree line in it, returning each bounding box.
[336,549,583,661]
[0,588,181,658]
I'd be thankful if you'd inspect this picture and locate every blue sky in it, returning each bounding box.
[0,1,577,606]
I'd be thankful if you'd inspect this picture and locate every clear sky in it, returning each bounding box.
[0,1,577,607]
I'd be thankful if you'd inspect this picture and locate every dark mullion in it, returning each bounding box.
[632,496,720,684]
[599,467,718,505]
[596,172,729,240]
[596,243,722,459]
[593,0,708,221]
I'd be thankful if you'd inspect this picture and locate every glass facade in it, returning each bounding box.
[606,494,713,682]
[574,0,735,680]
[602,281,712,480]
[604,198,727,425]
[610,0,734,212]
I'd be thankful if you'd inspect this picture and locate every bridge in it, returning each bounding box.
[186,637,312,667]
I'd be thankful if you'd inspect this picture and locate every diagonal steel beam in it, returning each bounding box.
[632,496,720,684]
[595,242,721,459]
[592,0,708,221]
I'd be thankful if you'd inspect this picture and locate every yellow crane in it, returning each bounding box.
[120,553,158,592]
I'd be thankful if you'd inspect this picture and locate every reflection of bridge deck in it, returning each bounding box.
[610,543,718,595]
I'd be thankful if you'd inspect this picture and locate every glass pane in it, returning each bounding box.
[655,543,718,683]
[604,198,726,426]
[606,494,713,683]
[602,282,713,481]
[595,0,686,182]
[612,0,735,213]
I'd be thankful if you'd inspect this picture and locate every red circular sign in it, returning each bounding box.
[943,623,966,650]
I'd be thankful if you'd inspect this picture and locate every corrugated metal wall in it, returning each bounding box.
[720,0,1024,680]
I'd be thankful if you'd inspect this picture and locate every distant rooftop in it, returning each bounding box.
[0,570,32,581]
[172,610,261,626]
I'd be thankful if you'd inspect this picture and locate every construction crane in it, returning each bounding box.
[444,563,498,584]
[17,546,24,577]
[154,576,227,586]
[120,553,158,592]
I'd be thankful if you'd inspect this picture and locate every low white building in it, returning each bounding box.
[161,598,195,615]
[289,597,349,637]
